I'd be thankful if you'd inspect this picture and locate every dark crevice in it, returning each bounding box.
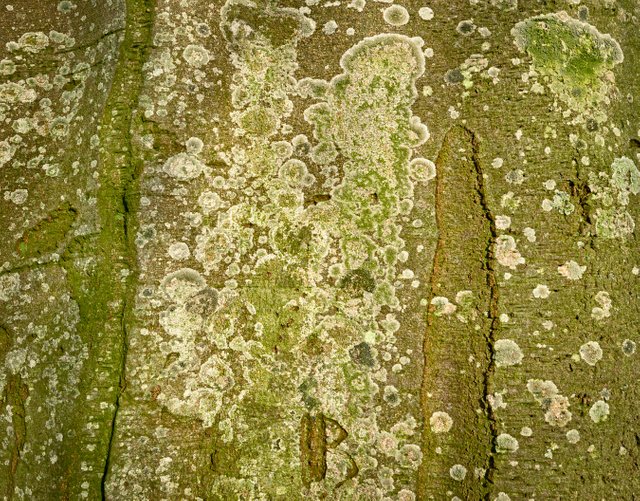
[418,126,499,499]
[98,0,156,498]
[53,28,126,55]
[570,153,595,236]
[300,413,356,490]
[465,126,500,496]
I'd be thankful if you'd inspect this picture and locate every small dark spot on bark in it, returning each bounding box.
[445,68,464,85]
[339,268,375,294]
[349,342,375,368]
[586,118,598,131]
[186,287,219,316]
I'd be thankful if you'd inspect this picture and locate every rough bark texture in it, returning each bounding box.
[1,0,639,500]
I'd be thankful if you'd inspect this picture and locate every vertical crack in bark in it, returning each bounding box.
[300,413,328,488]
[418,126,499,498]
[300,413,358,490]
[98,0,155,497]
[570,149,595,243]
[467,127,500,495]
[1,322,28,500]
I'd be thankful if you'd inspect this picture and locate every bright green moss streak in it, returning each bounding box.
[60,0,155,497]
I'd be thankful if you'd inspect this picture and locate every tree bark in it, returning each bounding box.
[1,0,639,499]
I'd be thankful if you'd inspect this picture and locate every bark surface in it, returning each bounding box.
[0,0,639,499]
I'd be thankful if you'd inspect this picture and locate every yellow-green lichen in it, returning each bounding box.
[512,11,623,117]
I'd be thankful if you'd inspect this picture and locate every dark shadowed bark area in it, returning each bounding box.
[1,0,639,499]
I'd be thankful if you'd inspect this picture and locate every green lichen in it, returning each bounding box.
[512,11,623,115]
[159,4,432,495]
[588,157,639,239]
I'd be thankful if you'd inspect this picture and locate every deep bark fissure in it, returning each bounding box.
[54,28,126,56]
[418,125,500,498]
[466,127,500,494]
[98,1,156,497]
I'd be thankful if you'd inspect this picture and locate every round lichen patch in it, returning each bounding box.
[494,339,523,367]
[449,464,467,481]
[163,152,205,180]
[579,341,603,366]
[383,5,410,27]
[589,400,610,423]
[429,411,453,433]
[496,433,519,453]
[182,44,211,68]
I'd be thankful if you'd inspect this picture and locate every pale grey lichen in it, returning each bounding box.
[496,433,519,453]
[449,464,467,481]
[398,489,417,501]
[383,5,410,27]
[610,156,640,205]
[558,260,586,280]
[591,291,612,320]
[4,188,28,205]
[589,159,638,239]
[0,139,16,168]
[409,157,436,183]
[494,339,523,367]
[566,429,580,444]
[0,58,16,76]
[589,400,610,423]
[429,411,453,433]
[160,268,207,303]
[541,190,574,215]
[418,7,434,21]
[579,341,603,366]
[456,20,476,36]
[0,273,20,301]
[57,1,76,13]
[622,339,636,356]
[495,235,525,269]
[185,136,204,155]
[162,152,206,180]
[167,242,191,261]
[15,31,50,53]
[197,191,223,214]
[431,296,457,316]
[182,44,210,68]
[532,284,550,299]
[527,379,572,427]
[495,215,511,230]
